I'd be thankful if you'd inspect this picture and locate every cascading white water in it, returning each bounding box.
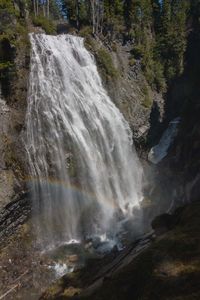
[25,33,143,249]
[148,117,180,164]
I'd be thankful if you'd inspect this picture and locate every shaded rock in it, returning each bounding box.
[40,202,200,300]
[151,213,174,235]
[68,255,79,263]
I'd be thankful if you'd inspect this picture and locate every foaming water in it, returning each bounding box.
[25,33,143,249]
[49,263,74,278]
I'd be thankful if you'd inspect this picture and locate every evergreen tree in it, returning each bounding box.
[152,0,161,33]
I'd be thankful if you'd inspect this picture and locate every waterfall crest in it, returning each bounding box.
[25,33,143,248]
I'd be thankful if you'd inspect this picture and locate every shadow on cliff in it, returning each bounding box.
[144,11,200,225]
[147,9,200,151]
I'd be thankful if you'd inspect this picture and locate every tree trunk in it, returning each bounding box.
[47,0,50,18]
[36,0,39,16]
[33,0,36,17]
[76,0,79,29]
[43,0,46,17]
[90,0,95,34]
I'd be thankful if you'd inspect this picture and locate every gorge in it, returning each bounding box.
[0,1,200,299]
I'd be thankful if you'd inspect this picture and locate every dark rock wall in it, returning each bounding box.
[156,12,200,206]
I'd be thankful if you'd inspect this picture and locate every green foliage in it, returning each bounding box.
[32,16,56,34]
[49,0,62,20]
[84,35,96,52]
[62,0,90,28]
[56,0,192,92]
[0,0,193,96]
[0,1,16,41]
[0,0,30,43]
[0,61,13,70]
[80,27,97,53]
[96,48,118,79]
[57,0,189,91]
[142,84,152,108]
[130,36,166,92]
[111,42,117,52]
[12,20,29,49]
[124,0,153,31]
[122,0,188,91]
[79,1,90,25]
[129,58,136,67]
[0,0,18,17]
[62,0,77,23]
[0,0,31,98]
[79,26,93,38]
[154,0,189,83]
[131,45,144,60]
[104,0,124,25]
[153,61,166,91]
[0,0,16,90]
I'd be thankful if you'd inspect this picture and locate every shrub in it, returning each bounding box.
[131,45,144,59]
[32,16,56,35]
[111,42,117,52]
[79,26,93,38]
[96,48,118,79]
[129,58,136,66]
[0,0,17,16]
[0,61,13,70]
[142,84,152,108]
[153,61,166,92]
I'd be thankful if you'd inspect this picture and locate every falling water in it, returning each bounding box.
[148,117,180,164]
[25,33,143,249]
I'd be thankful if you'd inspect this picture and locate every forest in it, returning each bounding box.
[1,0,199,93]
[0,1,200,299]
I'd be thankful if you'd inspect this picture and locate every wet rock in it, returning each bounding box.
[67,255,78,263]
[91,237,101,249]
[84,241,93,250]
[0,191,30,243]
[40,202,200,300]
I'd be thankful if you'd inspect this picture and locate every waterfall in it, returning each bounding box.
[148,118,180,164]
[25,33,143,249]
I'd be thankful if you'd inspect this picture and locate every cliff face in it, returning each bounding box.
[107,43,165,148]
[0,0,30,241]
[0,91,29,241]
[84,35,165,150]
[153,12,200,208]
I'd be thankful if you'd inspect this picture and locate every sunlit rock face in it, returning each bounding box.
[25,33,143,249]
